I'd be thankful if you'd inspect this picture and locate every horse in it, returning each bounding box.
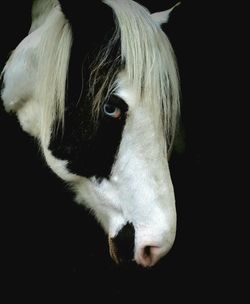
[0,0,180,268]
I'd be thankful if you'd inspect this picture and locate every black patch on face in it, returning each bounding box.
[48,3,129,179]
[49,93,128,179]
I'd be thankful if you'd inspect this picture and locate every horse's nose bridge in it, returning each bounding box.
[109,222,135,263]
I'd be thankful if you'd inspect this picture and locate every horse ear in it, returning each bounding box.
[151,2,181,26]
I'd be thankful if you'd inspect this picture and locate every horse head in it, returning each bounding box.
[1,0,180,267]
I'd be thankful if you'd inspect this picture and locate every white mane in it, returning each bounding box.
[103,0,180,153]
[29,0,59,33]
[33,2,72,146]
[30,0,179,152]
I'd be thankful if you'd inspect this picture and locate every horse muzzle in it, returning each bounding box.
[108,222,172,268]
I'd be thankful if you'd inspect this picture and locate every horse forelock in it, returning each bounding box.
[95,0,180,153]
[36,0,180,154]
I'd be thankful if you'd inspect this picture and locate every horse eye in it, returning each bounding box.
[103,103,122,119]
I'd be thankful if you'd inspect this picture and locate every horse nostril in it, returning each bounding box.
[144,245,151,258]
[109,223,135,264]
[138,245,162,268]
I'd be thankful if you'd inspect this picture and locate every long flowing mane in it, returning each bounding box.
[32,0,180,153]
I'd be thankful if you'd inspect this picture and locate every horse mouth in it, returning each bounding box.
[108,236,134,265]
[108,237,122,264]
[108,223,135,264]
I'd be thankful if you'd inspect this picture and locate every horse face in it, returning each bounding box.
[1,0,179,268]
[44,73,176,268]
[45,71,175,268]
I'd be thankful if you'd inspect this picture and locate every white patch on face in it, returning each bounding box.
[73,79,177,266]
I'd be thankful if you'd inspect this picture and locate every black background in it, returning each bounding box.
[0,0,241,302]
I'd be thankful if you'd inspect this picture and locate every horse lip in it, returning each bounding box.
[108,222,135,264]
[108,236,135,265]
[108,236,125,264]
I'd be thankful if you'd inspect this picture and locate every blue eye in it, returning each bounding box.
[103,103,122,119]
